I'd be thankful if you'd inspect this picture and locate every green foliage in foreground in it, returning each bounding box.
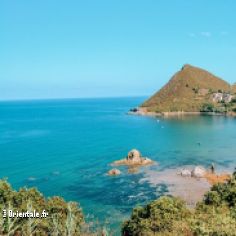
[1,170,236,236]
[122,169,236,236]
[122,196,191,236]
[0,179,87,236]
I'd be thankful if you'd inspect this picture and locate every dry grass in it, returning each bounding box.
[232,83,236,94]
[204,172,231,185]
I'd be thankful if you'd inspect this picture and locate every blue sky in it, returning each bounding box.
[0,0,236,100]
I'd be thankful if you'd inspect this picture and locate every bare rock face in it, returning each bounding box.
[126,149,142,164]
[191,166,206,178]
[112,149,153,166]
[108,168,121,176]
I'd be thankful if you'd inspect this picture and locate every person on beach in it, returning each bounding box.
[210,163,215,174]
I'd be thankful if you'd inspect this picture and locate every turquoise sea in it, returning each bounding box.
[0,97,236,234]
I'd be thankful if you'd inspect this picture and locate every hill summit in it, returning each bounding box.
[141,64,235,113]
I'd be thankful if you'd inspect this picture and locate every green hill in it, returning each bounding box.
[141,64,232,113]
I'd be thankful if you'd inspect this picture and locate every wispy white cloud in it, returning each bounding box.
[200,32,211,37]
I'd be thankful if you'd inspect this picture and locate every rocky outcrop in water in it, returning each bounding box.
[112,149,153,166]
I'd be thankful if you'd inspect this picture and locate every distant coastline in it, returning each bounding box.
[128,107,236,117]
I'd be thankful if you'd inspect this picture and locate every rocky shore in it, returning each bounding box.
[107,150,231,208]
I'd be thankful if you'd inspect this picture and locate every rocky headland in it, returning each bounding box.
[130,64,236,117]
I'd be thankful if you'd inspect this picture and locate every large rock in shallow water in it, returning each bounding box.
[191,166,206,178]
[126,149,142,164]
[112,149,153,166]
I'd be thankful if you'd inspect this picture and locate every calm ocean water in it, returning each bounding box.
[0,97,236,233]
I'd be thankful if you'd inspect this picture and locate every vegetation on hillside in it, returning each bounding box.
[141,64,236,113]
[122,169,236,236]
[200,100,236,113]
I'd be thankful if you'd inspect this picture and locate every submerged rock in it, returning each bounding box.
[129,107,138,112]
[108,168,121,176]
[128,167,139,174]
[112,149,153,166]
[51,171,60,176]
[27,177,37,182]
[191,166,206,178]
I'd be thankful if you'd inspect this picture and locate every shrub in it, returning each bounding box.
[192,87,199,94]
[190,207,236,236]
[0,179,84,235]
[200,103,215,112]
[203,173,236,207]
[231,98,236,103]
[122,196,191,235]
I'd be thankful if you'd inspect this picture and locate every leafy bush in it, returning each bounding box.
[0,179,84,236]
[203,172,236,207]
[200,103,215,112]
[231,98,236,103]
[192,87,199,94]
[190,206,236,236]
[122,196,191,236]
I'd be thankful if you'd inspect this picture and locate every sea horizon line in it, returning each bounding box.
[0,95,149,103]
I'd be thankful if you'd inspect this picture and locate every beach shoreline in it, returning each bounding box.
[141,165,233,208]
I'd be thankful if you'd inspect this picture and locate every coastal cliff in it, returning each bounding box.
[139,64,236,115]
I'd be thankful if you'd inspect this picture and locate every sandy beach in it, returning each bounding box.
[140,166,232,207]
